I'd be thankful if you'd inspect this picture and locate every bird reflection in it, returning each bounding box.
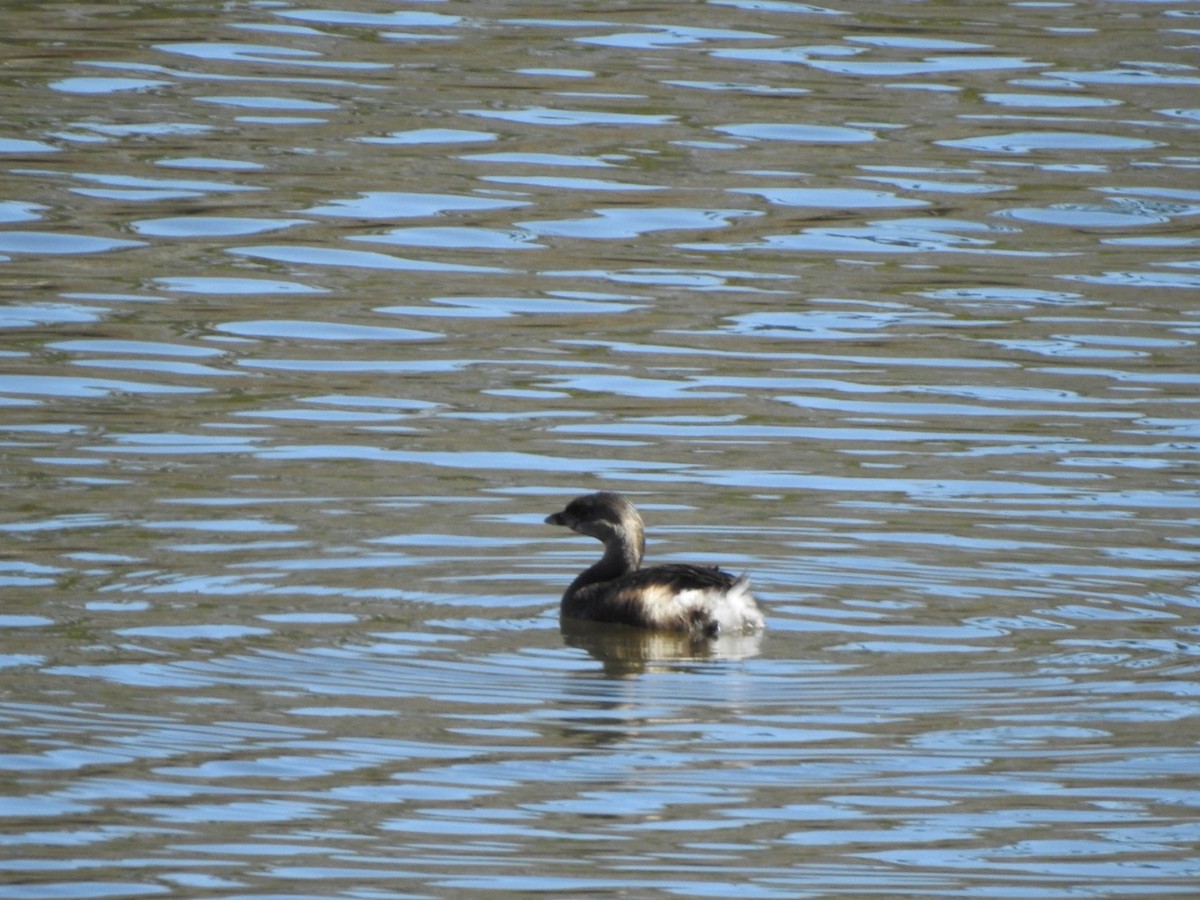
[560,616,764,678]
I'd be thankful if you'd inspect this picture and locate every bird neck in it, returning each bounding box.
[572,524,643,588]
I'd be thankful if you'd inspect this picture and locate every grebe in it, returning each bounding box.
[545,492,765,636]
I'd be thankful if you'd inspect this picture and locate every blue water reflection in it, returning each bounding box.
[2,0,1198,896]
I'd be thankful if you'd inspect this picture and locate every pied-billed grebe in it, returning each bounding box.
[545,491,765,636]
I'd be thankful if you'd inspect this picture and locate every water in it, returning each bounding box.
[2,1,1199,896]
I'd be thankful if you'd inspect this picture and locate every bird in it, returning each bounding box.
[544,491,765,636]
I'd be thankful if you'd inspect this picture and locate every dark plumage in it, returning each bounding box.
[545,492,765,636]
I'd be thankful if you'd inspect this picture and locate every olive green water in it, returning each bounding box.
[1,1,1198,896]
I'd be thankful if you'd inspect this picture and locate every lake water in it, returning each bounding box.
[2,1,1199,896]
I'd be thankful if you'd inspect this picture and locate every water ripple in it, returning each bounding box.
[3,1,1198,895]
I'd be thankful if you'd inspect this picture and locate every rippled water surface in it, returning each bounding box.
[3,1,1199,896]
